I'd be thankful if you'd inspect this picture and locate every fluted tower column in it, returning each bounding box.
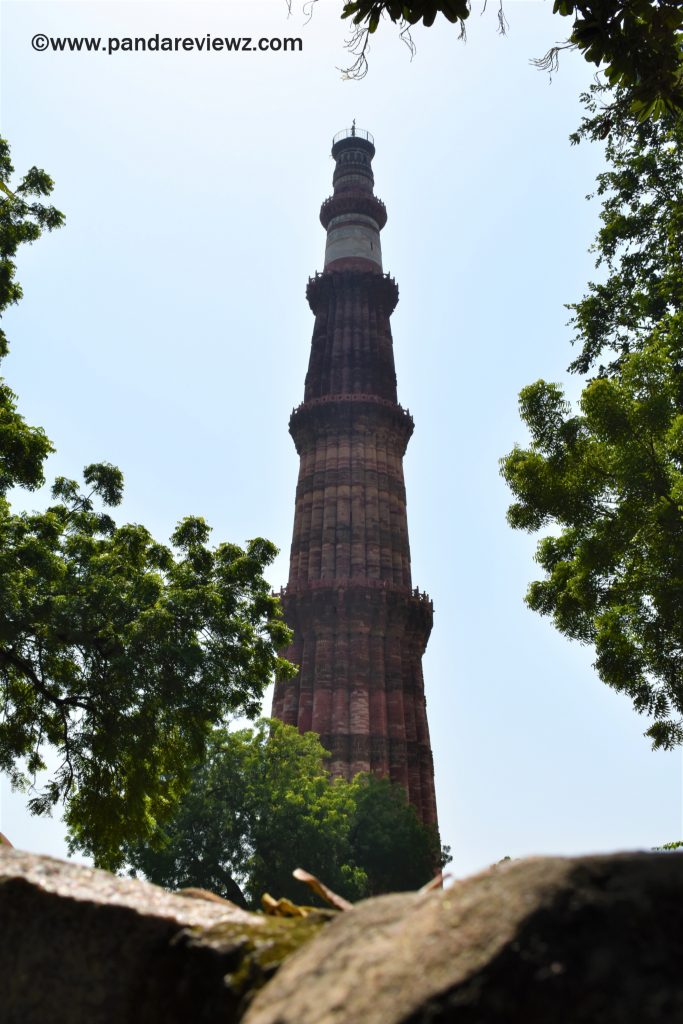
[272,127,438,828]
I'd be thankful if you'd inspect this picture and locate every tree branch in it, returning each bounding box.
[0,647,90,713]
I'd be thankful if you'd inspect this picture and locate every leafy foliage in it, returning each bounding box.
[0,139,293,866]
[335,0,683,114]
[567,86,683,376]
[501,88,683,749]
[535,0,683,119]
[0,141,65,355]
[348,772,449,895]
[124,719,449,907]
[343,0,470,33]
[0,140,62,491]
[2,490,293,869]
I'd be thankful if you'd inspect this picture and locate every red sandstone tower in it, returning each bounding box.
[272,127,438,828]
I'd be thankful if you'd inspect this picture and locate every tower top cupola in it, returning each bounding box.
[331,126,375,193]
[320,125,387,274]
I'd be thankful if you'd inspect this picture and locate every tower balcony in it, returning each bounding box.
[278,578,433,609]
[332,127,375,147]
[331,128,376,163]
[319,193,387,231]
[306,269,398,316]
[288,393,414,455]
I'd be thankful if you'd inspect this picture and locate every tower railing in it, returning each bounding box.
[332,127,374,146]
[276,580,433,608]
[290,392,412,419]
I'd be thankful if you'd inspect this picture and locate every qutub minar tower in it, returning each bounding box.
[272,126,438,829]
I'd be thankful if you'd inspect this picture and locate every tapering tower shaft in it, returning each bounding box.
[272,129,438,828]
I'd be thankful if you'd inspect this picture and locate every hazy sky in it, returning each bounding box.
[1,0,681,877]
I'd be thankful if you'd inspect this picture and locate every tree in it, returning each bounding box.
[501,87,683,750]
[330,0,683,115]
[566,86,683,377]
[348,772,447,895]
[124,719,449,907]
[0,139,294,868]
[0,140,62,489]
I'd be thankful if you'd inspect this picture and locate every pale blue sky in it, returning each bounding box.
[1,0,680,877]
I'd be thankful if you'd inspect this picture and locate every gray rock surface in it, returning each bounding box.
[244,852,683,1024]
[4,848,683,1023]
[0,846,322,1024]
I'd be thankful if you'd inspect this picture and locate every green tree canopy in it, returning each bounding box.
[566,86,683,377]
[0,140,293,867]
[501,87,683,750]
[124,719,449,907]
[0,140,62,490]
[348,771,447,895]
[333,0,683,115]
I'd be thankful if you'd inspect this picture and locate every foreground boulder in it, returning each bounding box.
[244,852,683,1024]
[3,849,682,1022]
[0,846,323,1024]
